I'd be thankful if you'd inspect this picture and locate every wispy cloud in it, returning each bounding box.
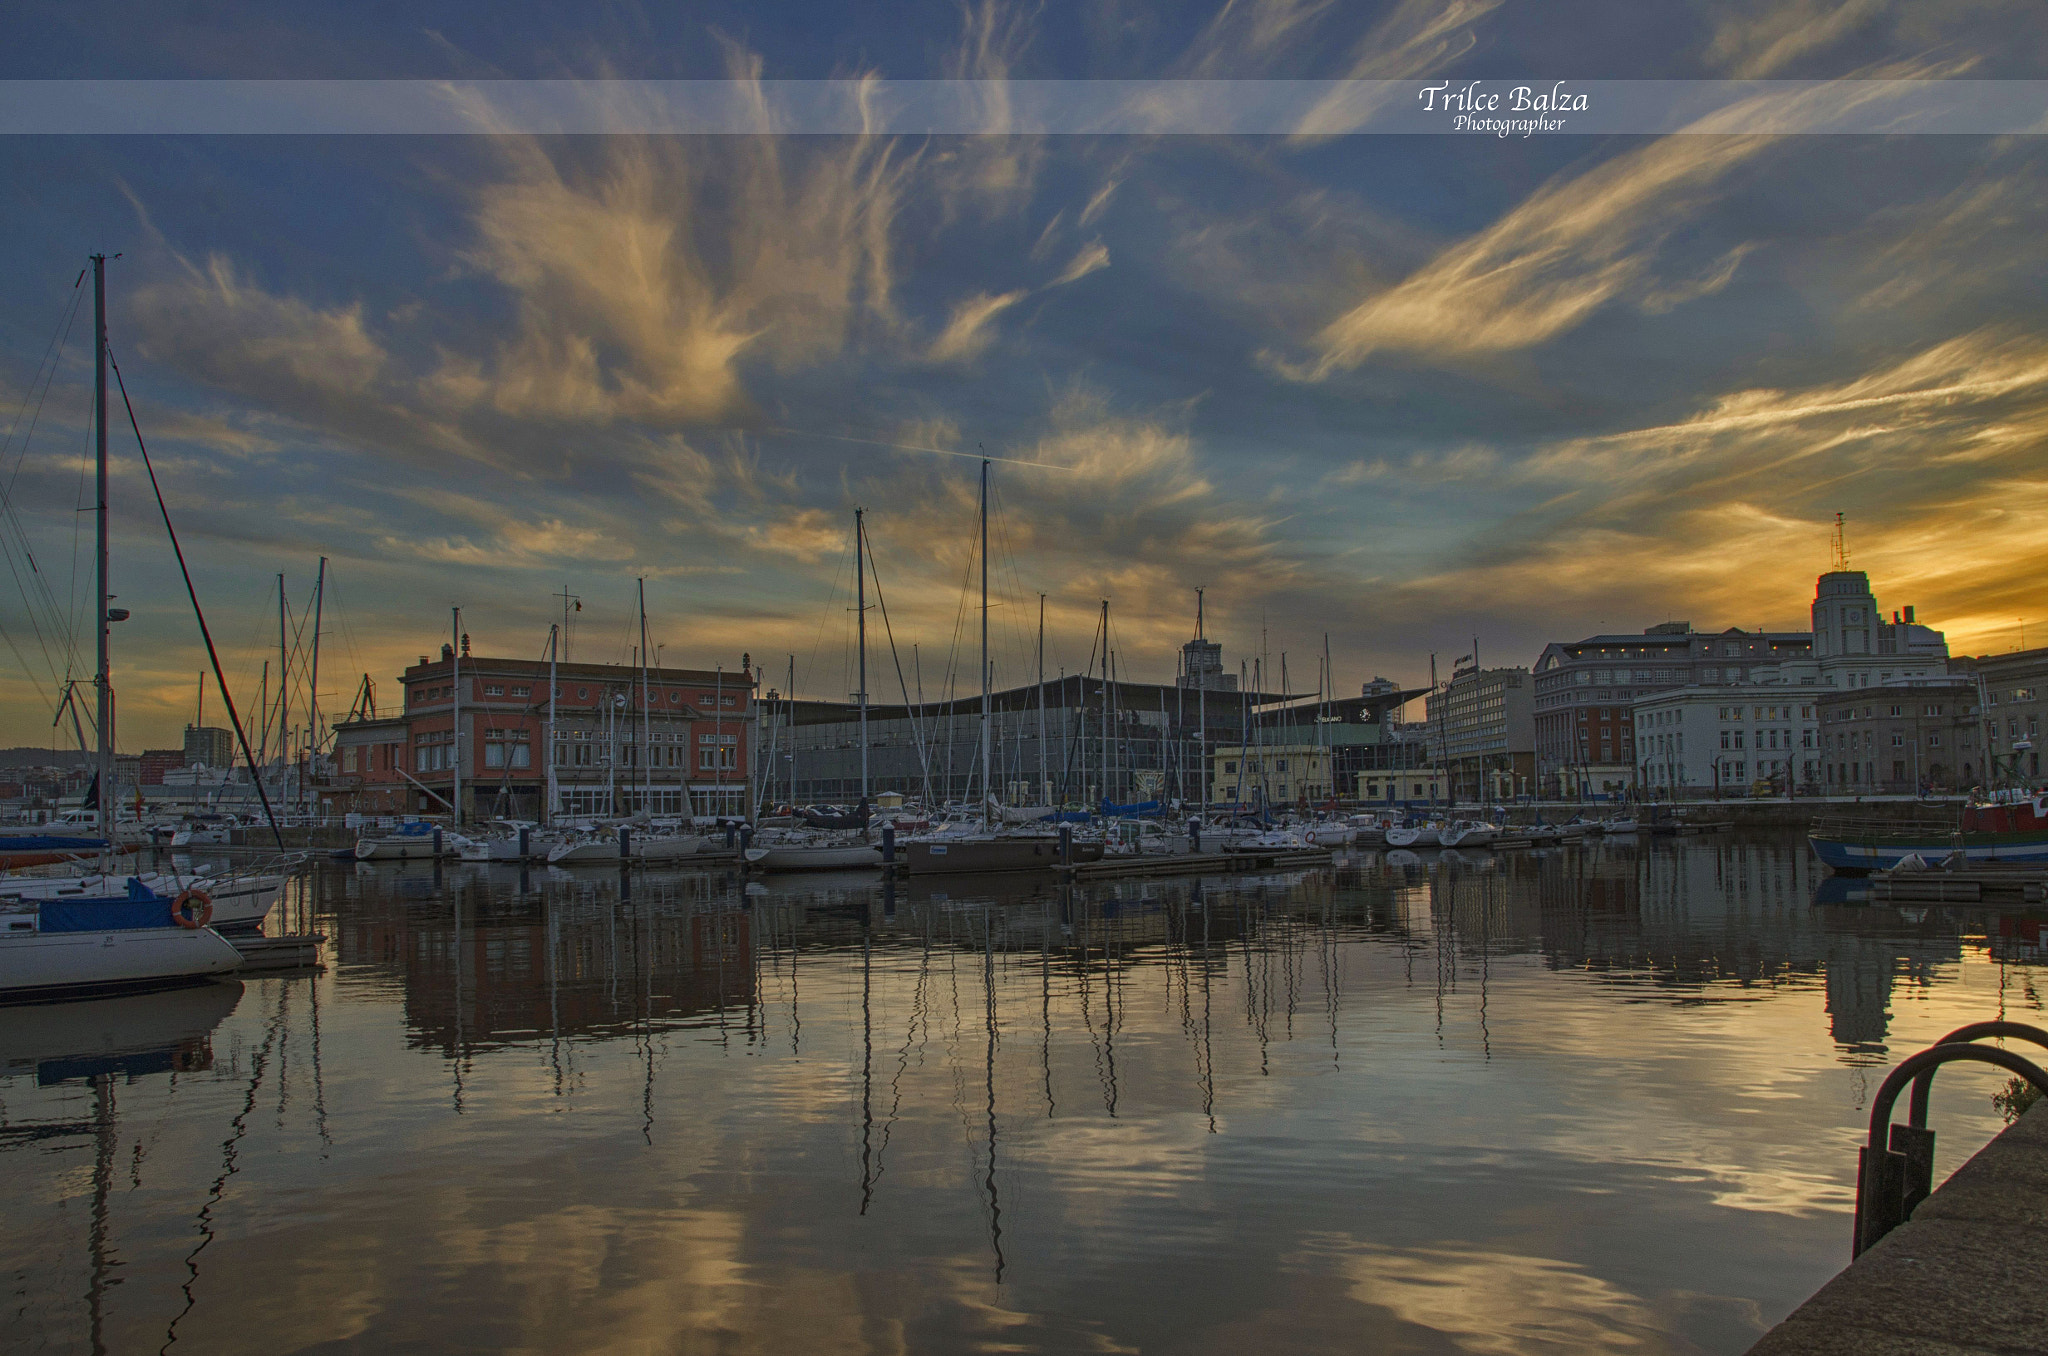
[1048,240,1111,288]
[1278,134,1771,377]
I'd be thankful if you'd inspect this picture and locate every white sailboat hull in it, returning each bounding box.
[0,927,241,999]
[356,834,460,860]
[1384,827,1440,847]
[547,834,710,865]
[744,843,884,871]
[1,873,288,934]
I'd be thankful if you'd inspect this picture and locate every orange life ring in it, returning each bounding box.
[172,888,214,929]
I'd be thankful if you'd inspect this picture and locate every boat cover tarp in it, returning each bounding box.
[38,880,172,933]
[1098,799,1163,816]
[0,836,108,853]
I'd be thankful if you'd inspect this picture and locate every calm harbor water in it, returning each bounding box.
[5,831,2044,1355]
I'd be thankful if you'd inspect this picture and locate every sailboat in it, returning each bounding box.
[0,257,262,997]
[903,463,1101,876]
[745,510,884,873]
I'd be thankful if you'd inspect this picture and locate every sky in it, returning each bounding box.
[2,1,2046,751]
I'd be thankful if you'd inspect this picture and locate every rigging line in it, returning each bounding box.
[0,287,88,663]
[759,427,1074,473]
[861,516,934,784]
[109,348,287,850]
[799,528,855,708]
[1,274,86,492]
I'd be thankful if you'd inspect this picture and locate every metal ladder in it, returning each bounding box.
[1853,1021,2048,1256]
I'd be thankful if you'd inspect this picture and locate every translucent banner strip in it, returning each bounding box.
[0,79,2044,136]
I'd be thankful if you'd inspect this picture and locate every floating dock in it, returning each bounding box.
[229,933,326,970]
[1871,864,2047,905]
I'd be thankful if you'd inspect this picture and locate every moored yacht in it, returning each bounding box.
[2,884,242,1000]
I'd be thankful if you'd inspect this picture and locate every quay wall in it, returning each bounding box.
[1746,1099,2048,1354]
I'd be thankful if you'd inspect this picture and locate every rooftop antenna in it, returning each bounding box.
[1831,512,1850,572]
[1195,586,1205,640]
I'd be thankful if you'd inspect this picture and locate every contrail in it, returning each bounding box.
[761,428,1073,472]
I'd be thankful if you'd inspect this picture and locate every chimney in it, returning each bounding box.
[418,656,429,667]
[1904,605,1916,624]
[441,643,454,662]
[1893,610,1901,624]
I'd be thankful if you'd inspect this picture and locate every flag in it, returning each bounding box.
[574,599,582,611]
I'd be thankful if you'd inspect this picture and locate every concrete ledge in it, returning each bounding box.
[1748,1101,2048,1354]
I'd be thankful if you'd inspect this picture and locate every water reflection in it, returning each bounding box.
[3,833,2045,1355]
[0,983,242,1356]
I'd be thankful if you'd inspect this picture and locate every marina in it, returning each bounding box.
[4,830,2043,1353]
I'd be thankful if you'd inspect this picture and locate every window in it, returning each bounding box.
[1801,705,1814,719]
[1889,705,1903,717]
[2017,688,2037,702]
[1276,759,1289,772]
[510,686,530,697]
[1223,761,1236,775]
[484,685,505,696]
[1891,733,1905,748]
[1704,668,1719,682]
[1734,731,1746,749]
[1929,733,1943,748]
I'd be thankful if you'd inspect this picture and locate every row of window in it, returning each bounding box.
[413,683,745,707]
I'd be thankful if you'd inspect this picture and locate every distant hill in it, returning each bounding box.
[0,746,94,771]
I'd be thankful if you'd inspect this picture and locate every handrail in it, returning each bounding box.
[1853,1041,2048,1257]
[1908,1022,2048,1126]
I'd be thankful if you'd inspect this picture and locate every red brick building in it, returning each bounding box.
[139,748,186,786]
[327,644,755,820]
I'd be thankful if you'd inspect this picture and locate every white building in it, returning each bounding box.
[1633,570,1947,796]
[1211,743,1333,807]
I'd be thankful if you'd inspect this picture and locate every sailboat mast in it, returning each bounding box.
[979,461,990,824]
[308,556,326,784]
[452,607,463,826]
[1099,600,1109,808]
[786,654,796,807]
[638,578,650,815]
[545,622,559,827]
[856,508,869,800]
[1036,594,1047,806]
[1197,589,1207,815]
[276,573,287,788]
[91,254,111,846]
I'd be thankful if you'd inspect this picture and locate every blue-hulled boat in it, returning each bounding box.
[1808,791,2048,873]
